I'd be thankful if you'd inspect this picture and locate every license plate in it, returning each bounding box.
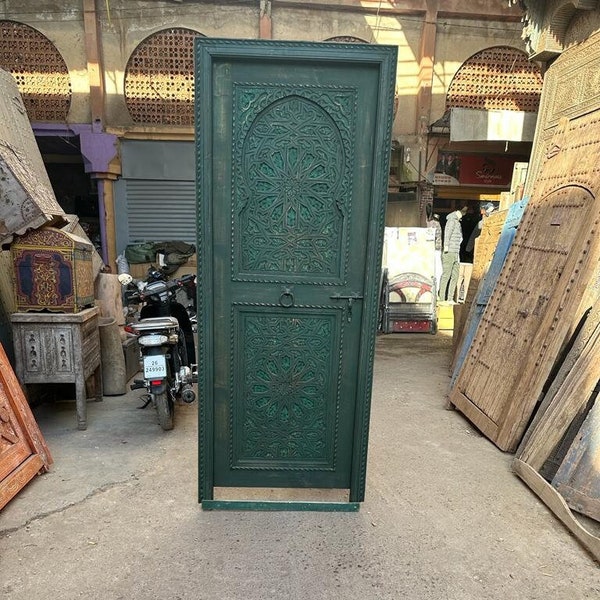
[143,355,167,378]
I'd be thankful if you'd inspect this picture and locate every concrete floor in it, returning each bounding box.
[1,332,598,599]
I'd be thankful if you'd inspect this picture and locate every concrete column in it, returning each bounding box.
[83,0,105,126]
[415,0,438,135]
[97,176,118,270]
[260,0,273,39]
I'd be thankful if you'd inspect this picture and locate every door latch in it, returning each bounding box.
[330,293,364,322]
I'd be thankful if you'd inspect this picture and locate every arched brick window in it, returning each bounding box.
[124,28,203,126]
[0,20,71,122]
[447,46,543,112]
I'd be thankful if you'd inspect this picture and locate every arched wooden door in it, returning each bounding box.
[195,40,397,508]
[452,184,598,451]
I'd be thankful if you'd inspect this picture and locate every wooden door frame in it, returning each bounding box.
[194,39,397,509]
[0,342,52,510]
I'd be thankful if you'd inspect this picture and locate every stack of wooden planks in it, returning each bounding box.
[448,111,600,454]
[513,299,600,561]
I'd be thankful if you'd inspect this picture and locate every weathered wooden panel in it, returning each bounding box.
[0,251,15,365]
[0,342,52,511]
[511,20,600,564]
[517,313,600,471]
[451,198,528,384]
[0,68,64,245]
[513,459,600,563]
[450,31,600,452]
[552,398,600,522]
[450,29,600,451]
[451,209,507,366]
[0,251,16,315]
[517,300,600,463]
[450,106,600,451]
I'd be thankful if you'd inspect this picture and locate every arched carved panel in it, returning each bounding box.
[446,46,543,112]
[522,0,598,61]
[0,20,71,122]
[124,28,203,126]
[236,95,347,279]
[549,3,579,47]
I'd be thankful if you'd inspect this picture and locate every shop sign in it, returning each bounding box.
[434,151,517,187]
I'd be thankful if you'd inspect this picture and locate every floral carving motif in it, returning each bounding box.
[233,86,356,281]
[0,388,19,449]
[236,314,337,465]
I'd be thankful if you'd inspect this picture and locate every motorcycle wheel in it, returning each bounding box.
[154,390,174,431]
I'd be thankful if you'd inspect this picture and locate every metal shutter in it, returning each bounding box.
[125,179,196,244]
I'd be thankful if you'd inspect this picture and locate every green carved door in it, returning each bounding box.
[196,40,397,506]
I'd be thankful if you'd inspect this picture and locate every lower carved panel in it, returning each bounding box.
[231,308,341,471]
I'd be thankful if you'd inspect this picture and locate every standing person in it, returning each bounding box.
[456,202,496,303]
[439,206,468,302]
[465,201,496,255]
[425,203,443,296]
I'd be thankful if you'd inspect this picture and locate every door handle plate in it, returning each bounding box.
[330,293,363,322]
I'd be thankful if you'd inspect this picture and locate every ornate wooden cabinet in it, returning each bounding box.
[12,227,94,313]
[11,307,102,430]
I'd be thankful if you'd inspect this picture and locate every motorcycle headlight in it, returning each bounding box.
[138,334,168,347]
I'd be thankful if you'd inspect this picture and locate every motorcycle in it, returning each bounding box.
[120,270,197,430]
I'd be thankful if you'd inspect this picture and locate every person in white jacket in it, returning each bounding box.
[439,206,467,302]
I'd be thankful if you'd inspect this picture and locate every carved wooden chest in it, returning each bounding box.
[12,227,94,313]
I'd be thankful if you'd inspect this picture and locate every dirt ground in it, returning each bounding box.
[0,332,598,599]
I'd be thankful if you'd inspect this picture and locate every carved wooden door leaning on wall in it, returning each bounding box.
[450,179,600,452]
[0,342,52,510]
[449,31,600,453]
[195,40,397,509]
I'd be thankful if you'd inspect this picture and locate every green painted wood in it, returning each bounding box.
[202,500,360,512]
[195,39,397,505]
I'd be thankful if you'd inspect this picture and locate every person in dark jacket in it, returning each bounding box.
[465,201,496,255]
[439,206,468,302]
